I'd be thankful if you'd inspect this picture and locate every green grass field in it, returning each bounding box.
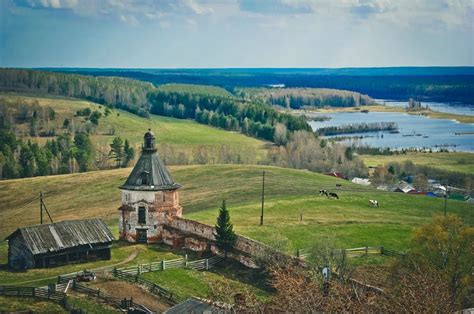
[1,165,471,252]
[1,164,472,310]
[0,93,268,160]
[0,296,66,313]
[360,152,474,173]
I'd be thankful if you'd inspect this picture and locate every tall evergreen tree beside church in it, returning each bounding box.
[214,200,237,258]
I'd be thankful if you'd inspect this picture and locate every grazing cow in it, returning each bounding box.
[328,192,339,199]
[369,199,379,207]
[319,189,328,197]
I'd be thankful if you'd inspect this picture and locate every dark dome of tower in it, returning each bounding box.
[144,129,155,139]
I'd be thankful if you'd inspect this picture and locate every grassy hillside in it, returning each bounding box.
[0,93,268,159]
[1,165,471,252]
[360,152,474,174]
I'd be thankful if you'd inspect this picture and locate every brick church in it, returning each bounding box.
[118,129,182,243]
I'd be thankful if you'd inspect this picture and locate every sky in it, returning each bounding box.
[0,0,473,68]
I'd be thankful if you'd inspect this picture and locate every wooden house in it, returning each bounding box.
[5,218,114,269]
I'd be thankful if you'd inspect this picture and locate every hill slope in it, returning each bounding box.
[1,165,471,251]
[0,93,268,161]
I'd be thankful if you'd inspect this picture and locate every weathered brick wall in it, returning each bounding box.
[165,218,279,261]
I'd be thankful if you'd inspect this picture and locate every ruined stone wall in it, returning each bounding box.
[164,218,279,267]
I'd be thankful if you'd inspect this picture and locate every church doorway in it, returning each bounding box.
[136,229,147,243]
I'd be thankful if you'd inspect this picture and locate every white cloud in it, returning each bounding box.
[183,0,214,15]
[11,0,473,30]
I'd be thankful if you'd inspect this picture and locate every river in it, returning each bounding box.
[307,112,474,152]
[375,99,474,116]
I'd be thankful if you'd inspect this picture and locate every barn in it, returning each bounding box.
[5,219,114,270]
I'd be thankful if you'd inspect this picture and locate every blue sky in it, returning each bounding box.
[0,0,472,68]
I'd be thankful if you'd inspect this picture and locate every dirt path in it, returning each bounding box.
[14,250,139,285]
[92,280,170,312]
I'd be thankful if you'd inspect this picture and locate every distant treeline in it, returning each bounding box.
[52,68,474,103]
[239,88,374,109]
[0,69,311,142]
[371,160,473,190]
[316,122,398,136]
[148,90,311,141]
[0,68,154,116]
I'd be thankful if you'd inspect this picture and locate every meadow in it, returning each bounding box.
[1,164,471,252]
[360,152,474,173]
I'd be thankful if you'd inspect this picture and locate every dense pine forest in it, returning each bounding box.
[51,67,474,103]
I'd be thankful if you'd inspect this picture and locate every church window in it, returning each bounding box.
[138,206,146,224]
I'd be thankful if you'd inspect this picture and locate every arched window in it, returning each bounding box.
[138,206,146,224]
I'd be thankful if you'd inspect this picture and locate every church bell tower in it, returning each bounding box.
[118,129,182,243]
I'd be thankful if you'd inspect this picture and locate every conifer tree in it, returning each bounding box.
[123,139,135,167]
[109,136,124,168]
[214,200,237,258]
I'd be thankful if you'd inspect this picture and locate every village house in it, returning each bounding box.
[118,129,182,243]
[5,219,114,270]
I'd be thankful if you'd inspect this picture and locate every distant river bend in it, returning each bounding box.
[308,111,474,152]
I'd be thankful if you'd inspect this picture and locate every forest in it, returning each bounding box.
[239,87,374,109]
[50,68,474,103]
[0,69,310,142]
[148,89,310,141]
[316,122,398,136]
[0,68,154,116]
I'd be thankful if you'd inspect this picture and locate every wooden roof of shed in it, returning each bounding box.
[5,219,115,255]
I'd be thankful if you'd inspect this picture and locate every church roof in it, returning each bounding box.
[120,129,181,191]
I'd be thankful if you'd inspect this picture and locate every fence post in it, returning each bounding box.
[205,259,209,270]
[137,265,141,275]
[113,267,117,277]
[97,288,100,297]
[380,246,384,256]
[149,262,152,272]
[365,246,368,257]
[162,260,165,271]
[185,254,188,268]
[296,249,300,258]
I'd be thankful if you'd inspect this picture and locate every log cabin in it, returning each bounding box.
[5,218,114,269]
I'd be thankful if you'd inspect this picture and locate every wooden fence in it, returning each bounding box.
[297,246,405,259]
[57,275,153,313]
[0,285,66,302]
[114,255,224,276]
[113,268,179,305]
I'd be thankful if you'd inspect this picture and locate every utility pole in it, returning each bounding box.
[39,191,53,224]
[260,170,265,226]
[40,191,43,224]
